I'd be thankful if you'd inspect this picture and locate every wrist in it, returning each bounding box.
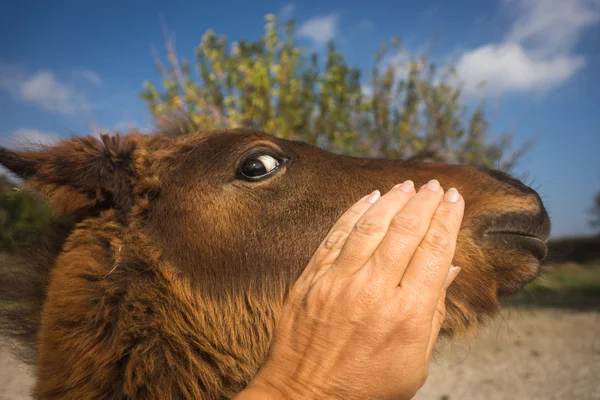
[233,385,285,400]
[235,372,319,400]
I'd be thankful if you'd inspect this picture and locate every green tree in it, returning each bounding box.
[590,191,600,231]
[140,15,530,171]
[0,175,72,252]
[0,175,55,251]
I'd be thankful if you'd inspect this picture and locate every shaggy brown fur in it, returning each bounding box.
[0,127,551,399]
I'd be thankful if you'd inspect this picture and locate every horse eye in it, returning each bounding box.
[239,155,281,180]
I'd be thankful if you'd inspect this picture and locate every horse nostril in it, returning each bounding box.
[481,210,552,261]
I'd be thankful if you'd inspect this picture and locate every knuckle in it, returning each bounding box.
[289,281,306,299]
[288,290,306,310]
[389,214,423,237]
[353,217,387,237]
[342,205,365,220]
[418,186,442,201]
[307,278,336,310]
[354,280,385,309]
[436,204,461,220]
[323,230,349,251]
[394,296,422,323]
[421,226,455,256]
[435,302,447,323]
[287,282,313,312]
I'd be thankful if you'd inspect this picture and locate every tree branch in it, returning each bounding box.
[160,17,227,127]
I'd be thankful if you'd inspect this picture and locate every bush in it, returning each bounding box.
[141,14,530,171]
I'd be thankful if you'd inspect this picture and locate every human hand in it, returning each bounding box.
[236,179,464,400]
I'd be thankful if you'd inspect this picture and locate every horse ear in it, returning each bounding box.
[0,134,138,217]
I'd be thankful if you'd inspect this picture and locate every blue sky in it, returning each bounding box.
[0,0,599,238]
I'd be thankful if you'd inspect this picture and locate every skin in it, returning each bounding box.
[234,178,465,399]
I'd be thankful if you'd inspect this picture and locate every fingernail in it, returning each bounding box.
[444,188,460,202]
[358,193,371,202]
[443,266,461,290]
[394,180,414,193]
[366,190,381,204]
[425,179,441,192]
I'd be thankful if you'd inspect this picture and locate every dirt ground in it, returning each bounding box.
[0,345,33,400]
[1,308,598,400]
[415,308,600,400]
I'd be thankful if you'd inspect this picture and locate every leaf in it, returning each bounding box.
[140,13,531,173]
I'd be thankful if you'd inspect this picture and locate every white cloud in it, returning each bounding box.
[298,14,339,46]
[387,51,413,81]
[455,0,600,96]
[506,0,600,57]
[0,128,61,148]
[361,84,373,98]
[20,71,89,114]
[78,69,102,86]
[456,43,585,94]
[0,66,91,115]
[359,48,414,102]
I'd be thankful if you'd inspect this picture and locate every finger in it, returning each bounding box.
[425,266,461,362]
[294,190,381,290]
[327,180,416,278]
[368,179,446,288]
[399,188,465,305]
[425,287,447,362]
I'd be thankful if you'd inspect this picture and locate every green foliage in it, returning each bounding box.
[141,14,530,171]
[546,235,600,265]
[502,263,600,310]
[536,264,600,292]
[590,191,600,231]
[0,175,54,251]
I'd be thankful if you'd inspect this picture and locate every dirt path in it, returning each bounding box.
[0,346,33,400]
[1,308,599,399]
[416,308,600,400]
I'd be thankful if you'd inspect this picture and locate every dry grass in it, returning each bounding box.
[501,261,600,311]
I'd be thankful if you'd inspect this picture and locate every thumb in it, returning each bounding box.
[425,266,461,362]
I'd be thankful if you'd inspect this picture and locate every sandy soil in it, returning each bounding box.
[1,308,599,400]
[416,308,600,400]
[0,346,33,400]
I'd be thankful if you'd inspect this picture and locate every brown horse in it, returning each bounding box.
[0,127,550,399]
